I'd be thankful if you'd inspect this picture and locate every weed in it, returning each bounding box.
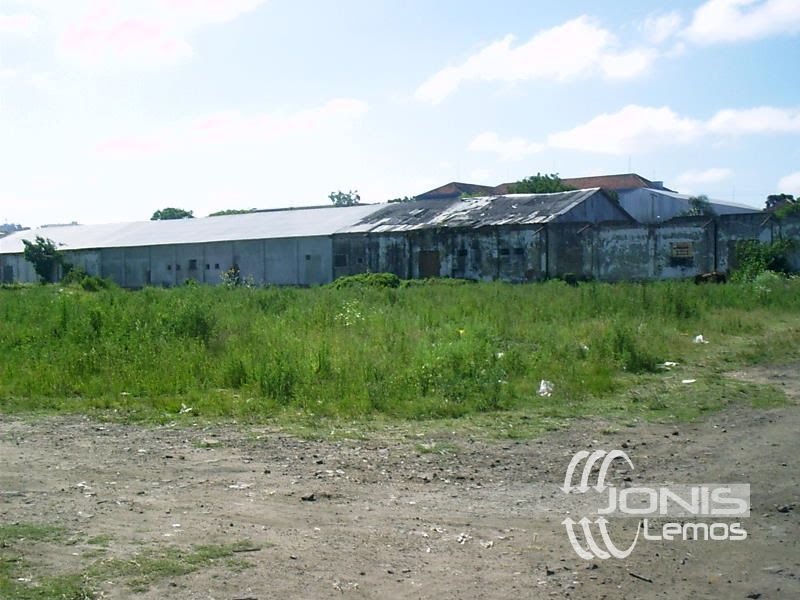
[0,280,798,423]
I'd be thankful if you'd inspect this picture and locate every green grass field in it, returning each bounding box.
[1,277,798,431]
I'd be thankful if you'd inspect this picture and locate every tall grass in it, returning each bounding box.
[1,279,799,420]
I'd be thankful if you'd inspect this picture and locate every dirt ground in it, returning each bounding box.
[2,365,799,599]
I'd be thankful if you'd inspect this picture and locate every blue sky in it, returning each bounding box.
[1,0,799,226]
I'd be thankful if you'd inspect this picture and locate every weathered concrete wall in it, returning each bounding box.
[3,215,799,286]
[1,235,335,287]
[330,214,800,284]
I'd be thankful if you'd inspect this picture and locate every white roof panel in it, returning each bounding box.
[0,204,386,254]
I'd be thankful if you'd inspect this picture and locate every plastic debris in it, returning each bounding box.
[457,532,472,544]
[538,380,554,397]
[682,379,697,384]
[659,361,680,370]
[694,334,709,344]
[228,482,253,490]
[179,403,193,414]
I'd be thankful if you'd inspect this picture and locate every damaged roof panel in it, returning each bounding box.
[342,188,625,233]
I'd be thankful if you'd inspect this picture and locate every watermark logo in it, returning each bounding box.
[561,449,749,560]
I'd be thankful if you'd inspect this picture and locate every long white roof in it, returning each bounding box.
[0,204,385,254]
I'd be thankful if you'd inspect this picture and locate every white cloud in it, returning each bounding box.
[94,98,368,158]
[53,0,267,69]
[676,167,734,186]
[544,104,800,155]
[641,11,683,44]
[707,106,800,134]
[468,131,544,161]
[415,16,657,104]
[685,0,800,44]
[547,105,703,155]
[777,171,800,194]
[0,13,38,34]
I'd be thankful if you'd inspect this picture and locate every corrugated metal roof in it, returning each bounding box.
[639,188,759,212]
[342,189,603,233]
[0,204,386,255]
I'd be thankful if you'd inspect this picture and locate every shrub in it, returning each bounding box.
[733,239,795,282]
[330,272,401,289]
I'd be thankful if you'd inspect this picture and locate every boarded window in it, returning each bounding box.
[334,254,348,268]
[670,241,694,267]
[513,247,525,255]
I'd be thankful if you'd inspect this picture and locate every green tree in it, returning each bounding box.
[506,173,574,194]
[208,208,259,217]
[22,236,67,283]
[765,194,800,219]
[765,193,795,211]
[329,190,361,207]
[685,195,717,216]
[151,207,194,220]
[388,196,416,203]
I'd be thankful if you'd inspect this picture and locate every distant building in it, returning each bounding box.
[415,173,758,224]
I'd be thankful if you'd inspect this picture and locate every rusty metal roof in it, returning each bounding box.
[341,189,607,233]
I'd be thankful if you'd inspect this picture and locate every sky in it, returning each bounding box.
[1,0,799,227]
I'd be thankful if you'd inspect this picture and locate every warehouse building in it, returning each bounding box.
[0,204,384,286]
[1,188,796,286]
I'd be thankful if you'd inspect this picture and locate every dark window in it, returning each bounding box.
[669,242,694,268]
[499,248,510,256]
[357,257,364,264]
[457,248,468,257]
[214,263,220,270]
[334,254,348,268]
[305,254,312,261]
[176,264,181,271]
[167,264,172,271]
[513,247,525,255]
[188,259,197,270]
[205,264,210,270]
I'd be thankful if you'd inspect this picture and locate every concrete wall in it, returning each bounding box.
[3,214,799,285]
[0,235,334,287]
[331,213,800,283]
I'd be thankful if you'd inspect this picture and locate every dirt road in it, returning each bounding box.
[2,365,799,599]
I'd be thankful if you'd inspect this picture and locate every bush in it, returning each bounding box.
[733,239,795,282]
[61,266,115,291]
[330,272,401,289]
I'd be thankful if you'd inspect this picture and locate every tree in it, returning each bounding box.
[151,207,194,220]
[208,208,259,217]
[506,173,574,194]
[765,193,795,211]
[388,196,416,203]
[685,195,717,217]
[22,236,67,283]
[328,190,361,207]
